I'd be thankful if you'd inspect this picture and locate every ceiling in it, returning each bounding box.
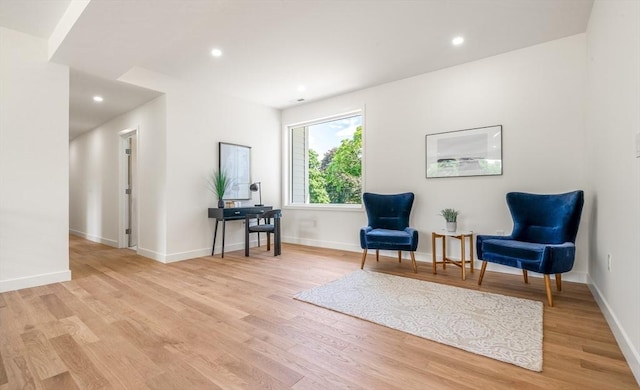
[69,70,163,139]
[0,0,594,139]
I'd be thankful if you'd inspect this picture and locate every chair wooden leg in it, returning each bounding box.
[398,251,402,263]
[431,232,437,275]
[376,249,379,262]
[266,233,271,251]
[478,261,488,285]
[544,274,554,306]
[556,273,562,291]
[523,270,529,284]
[410,251,417,273]
[361,250,368,269]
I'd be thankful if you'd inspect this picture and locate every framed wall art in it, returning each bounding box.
[425,125,502,178]
[219,142,251,199]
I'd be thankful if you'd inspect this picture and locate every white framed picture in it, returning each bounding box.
[426,125,502,178]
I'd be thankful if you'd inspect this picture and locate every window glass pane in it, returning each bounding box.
[289,114,363,205]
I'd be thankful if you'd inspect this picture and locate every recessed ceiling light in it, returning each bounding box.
[452,36,464,46]
[297,85,306,92]
[211,48,223,57]
[93,96,103,102]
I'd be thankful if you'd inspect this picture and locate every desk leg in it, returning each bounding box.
[221,220,226,258]
[212,220,219,256]
[431,233,437,274]
[461,235,466,281]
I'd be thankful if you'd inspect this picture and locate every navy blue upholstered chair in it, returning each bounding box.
[476,191,584,306]
[360,192,419,273]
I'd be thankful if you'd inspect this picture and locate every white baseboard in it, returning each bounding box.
[163,248,211,263]
[281,236,587,283]
[0,270,71,293]
[68,230,588,285]
[137,240,264,264]
[136,247,167,263]
[69,229,118,247]
[283,236,363,253]
[283,236,435,262]
[587,275,640,385]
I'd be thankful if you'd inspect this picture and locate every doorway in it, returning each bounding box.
[119,128,138,249]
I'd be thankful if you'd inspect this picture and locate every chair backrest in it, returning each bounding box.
[506,190,584,244]
[248,209,281,226]
[362,192,414,231]
[261,209,281,219]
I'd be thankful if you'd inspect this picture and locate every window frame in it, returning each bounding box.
[283,109,365,211]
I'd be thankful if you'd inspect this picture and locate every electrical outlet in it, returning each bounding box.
[607,254,612,271]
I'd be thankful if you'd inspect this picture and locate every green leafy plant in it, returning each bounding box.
[208,169,231,200]
[440,208,459,222]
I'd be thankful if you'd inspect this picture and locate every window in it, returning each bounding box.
[288,112,363,206]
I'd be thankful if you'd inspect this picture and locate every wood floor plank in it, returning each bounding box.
[0,349,7,386]
[39,294,73,320]
[41,371,80,390]
[11,356,38,390]
[0,294,42,389]
[0,235,637,389]
[215,352,291,390]
[19,330,67,380]
[49,334,110,390]
[244,336,363,390]
[184,353,249,390]
[59,316,100,345]
[83,339,152,390]
[145,361,223,390]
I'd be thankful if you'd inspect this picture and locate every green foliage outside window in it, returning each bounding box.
[308,149,331,203]
[309,126,362,204]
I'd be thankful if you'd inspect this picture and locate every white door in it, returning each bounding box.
[125,134,138,248]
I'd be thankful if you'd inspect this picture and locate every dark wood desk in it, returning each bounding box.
[208,206,272,257]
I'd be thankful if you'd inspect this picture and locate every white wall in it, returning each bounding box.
[71,68,281,263]
[585,0,640,382]
[69,95,167,257]
[281,34,590,281]
[163,87,281,261]
[0,27,70,292]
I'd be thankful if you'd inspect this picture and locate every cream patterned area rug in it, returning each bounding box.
[294,270,543,371]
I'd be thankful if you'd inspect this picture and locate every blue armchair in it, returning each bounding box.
[360,192,419,273]
[476,190,584,306]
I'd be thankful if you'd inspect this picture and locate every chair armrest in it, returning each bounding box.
[404,227,419,251]
[540,242,576,274]
[404,227,419,240]
[476,234,514,260]
[360,226,372,249]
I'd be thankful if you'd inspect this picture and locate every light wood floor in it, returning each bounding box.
[0,235,637,389]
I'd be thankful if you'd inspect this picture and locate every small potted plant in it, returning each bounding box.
[209,169,231,208]
[440,208,459,232]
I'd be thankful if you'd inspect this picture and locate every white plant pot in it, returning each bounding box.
[446,222,457,232]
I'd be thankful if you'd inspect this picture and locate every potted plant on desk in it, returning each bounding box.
[209,169,231,208]
[440,208,459,232]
